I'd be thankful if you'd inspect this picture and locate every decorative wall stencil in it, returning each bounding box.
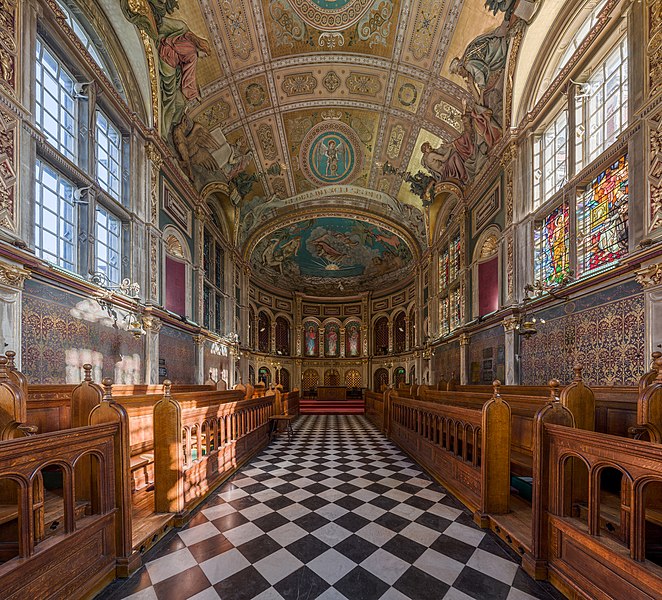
[323,70,341,92]
[468,327,504,384]
[257,123,278,160]
[433,100,463,132]
[251,217,414,295]
[387,124,405,159]
[357,0,394,47]
[288,0,373,31]
[218,0,254,60]
[409,0,444,60]
[433,340,460,381]
[346,72,381,96]
[282,72,318,96]
[163,180,193,235]
[300,120,364,185]
[269,0,306,47]
[472,180,500,234]
[159,326,195,383]
[521,282,645,386]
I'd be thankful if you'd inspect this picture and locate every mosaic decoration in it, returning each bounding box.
[346,72,382,96]
[323,71,341,92]
[282,72,318,96]
[534,203,569,286]
[386,124,405,159]
[577,155,629,275]
[288,0,373,31]
[251,217,413,295]
[300,121,363,186]
[521,282,645,386]
[304,320,319,356]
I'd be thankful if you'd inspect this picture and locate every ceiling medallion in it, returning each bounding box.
[300,121,364,186]
[288,0,373,32]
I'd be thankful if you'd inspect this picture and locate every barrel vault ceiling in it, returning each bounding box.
[144,0,506,292]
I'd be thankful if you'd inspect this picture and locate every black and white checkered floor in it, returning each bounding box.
[99,415,563,600]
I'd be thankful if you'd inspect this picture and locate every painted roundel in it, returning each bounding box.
[300,121,364,186]
[288,0,373,31]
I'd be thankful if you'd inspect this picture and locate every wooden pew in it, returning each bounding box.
[634,354,662,443]
[523,419,662,598]
[153,381,276,517]
[0,421,122,599]
[0,356,37,440]
[389,381,511,526]
[365,390,385,430]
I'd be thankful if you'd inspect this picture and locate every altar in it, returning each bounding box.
[317,386,347,401]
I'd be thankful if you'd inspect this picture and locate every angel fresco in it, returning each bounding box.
[315,138,346,179]
[172,112,219,179]
[121,0,211,135]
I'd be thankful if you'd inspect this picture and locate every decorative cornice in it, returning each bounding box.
[636,262,662,289]
[0,261,30,288]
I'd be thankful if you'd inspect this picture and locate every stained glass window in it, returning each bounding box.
[439,296,449,336]
[304,321,319,357]
[449,234,461,281]
[577,156,628,275]
[534,203,570,286]
[439,249,449,289]
[450,288,462,331]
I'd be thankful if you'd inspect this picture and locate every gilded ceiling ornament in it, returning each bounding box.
[433,101,463,132]
[199,102,231,130]
[323,71,341,93]
[288,0,373,32]
[346,72,381,96]
[270,0,306,47]
[358,0,393,47]
[318,32,345,48]
[349,116,373,143]
[219,0,254,60]
[257,124,278,160]
[281,72,318,96]
[386,124,405,159]
[409,0,444,60]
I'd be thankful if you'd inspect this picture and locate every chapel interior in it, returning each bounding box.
[0,0,661,598]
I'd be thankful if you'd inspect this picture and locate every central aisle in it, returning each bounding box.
[100,416,561,600]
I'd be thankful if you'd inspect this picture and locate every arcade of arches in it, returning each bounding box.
[1,0,662,598]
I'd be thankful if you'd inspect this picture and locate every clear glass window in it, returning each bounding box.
[533,110,568,208]
[35,39,77,161]
[95,205,121,285]
[96,111,123,202]
[34,160,77,271]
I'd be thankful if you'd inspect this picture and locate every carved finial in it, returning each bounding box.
[655,356,662,381]
[102,378,113,401]
[572,365,583,381]
[0,356,8,378]
[651,351,662,370]
[163,380,172,397]
[549,379,561,401]
[492,380,501,398]
[5,351,16,369]
[83,364,93,381]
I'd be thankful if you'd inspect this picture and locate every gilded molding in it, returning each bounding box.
[140,31,159,130]
[636,262,662,288]
[0,261,30,288]
[502,315,519,332]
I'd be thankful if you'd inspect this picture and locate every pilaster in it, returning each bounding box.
[459,333,471,385]
[0,259,30,367]
[502,316,519,385]
[142,314,162,384]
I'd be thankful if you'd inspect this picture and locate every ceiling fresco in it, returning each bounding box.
[120,0,539,294]
[250,217,414,295]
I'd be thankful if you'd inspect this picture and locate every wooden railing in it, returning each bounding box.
[525,423,662,598]
[153,382,275,515]
[390,381,511,522]
[365,391,385,429]
[0,423,120,599]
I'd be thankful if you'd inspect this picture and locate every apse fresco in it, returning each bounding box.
[251,217,414,295]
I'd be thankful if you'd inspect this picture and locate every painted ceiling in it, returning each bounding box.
[120,0,529,294]
[250,217,414,295]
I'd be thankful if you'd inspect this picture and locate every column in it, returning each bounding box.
[502,316,519,385]
[388,318,394,354]
[459,333,470,385]
[636,262,662,361]
[404,317,411,352]
[142,313,162,384]
[340,326,346,358]
[270,321,277,354]
[0,261,30,368]
[193,334,206,384]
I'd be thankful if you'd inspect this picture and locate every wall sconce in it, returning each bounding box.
[90,271,145,337]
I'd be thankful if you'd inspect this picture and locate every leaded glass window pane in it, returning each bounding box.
[95,205,121,285]
[577,156,628,276]
[96,111,123,202]
[533,110,568,208]
[35,160,77,272]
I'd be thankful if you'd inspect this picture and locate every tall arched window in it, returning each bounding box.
[202,224,225,333]
[275,317,290,355]
[258,312,271,353]
[374,317,389,355]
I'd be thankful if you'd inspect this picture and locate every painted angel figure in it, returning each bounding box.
[222,139,254,181]
[316,139,346,178]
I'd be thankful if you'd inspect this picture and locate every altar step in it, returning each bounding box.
[299,399,365,415]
